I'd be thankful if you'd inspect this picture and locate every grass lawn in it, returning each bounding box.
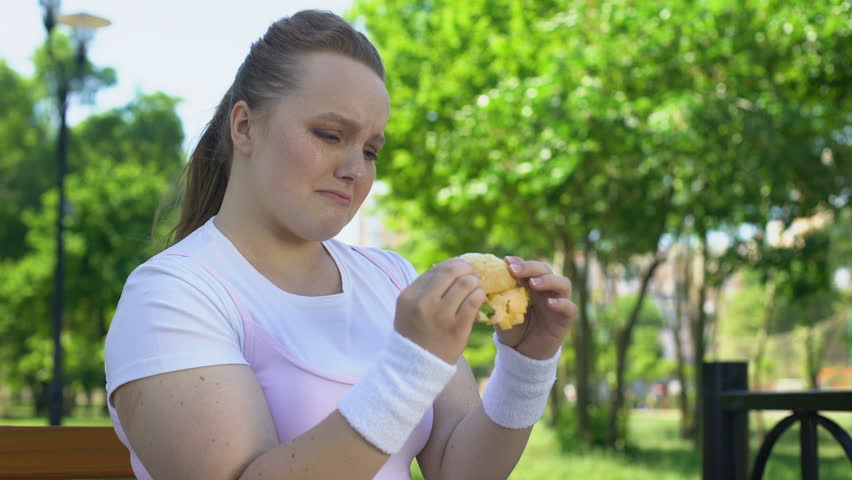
[4,409,850,479]
[414,410,852,479]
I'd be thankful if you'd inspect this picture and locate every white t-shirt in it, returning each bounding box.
[104,218,418,401]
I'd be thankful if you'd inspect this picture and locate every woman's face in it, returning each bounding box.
[235,52,390,243]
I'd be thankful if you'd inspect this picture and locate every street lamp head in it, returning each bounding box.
[58,13,111,67]
[59,13,111,45]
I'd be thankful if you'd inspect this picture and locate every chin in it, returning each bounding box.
[267,207,351,243]
[298,221,349,243]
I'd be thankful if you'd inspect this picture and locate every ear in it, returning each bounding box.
[230,100,254,157]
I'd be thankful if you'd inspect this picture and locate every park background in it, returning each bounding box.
[1,0,850,478]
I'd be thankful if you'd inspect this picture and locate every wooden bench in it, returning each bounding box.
[0,426,134,479]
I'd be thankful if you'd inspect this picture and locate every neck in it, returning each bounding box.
[214,186,341,296]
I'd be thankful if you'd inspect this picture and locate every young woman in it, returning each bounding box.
[105,10,575,480]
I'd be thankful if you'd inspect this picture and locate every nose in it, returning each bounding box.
[334,147,369,183]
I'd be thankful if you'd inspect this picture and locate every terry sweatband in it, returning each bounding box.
[338,330,457,454]
[482,334,560,429]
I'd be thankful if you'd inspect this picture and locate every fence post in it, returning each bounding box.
[799,413,819,480]
[703,362,749,480]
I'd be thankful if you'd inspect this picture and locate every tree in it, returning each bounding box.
[1,32,116,260]
[350,0,852,448]
[0,80,183,413]
[0,60,51,261]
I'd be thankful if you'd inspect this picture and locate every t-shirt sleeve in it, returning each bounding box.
[104,255,247,403]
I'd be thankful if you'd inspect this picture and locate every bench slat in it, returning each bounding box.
[0,426,134,479]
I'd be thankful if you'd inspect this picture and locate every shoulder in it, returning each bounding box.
[106,250,246,398]
[327,239,419,286]
[124,253,229,307]
[123,219,233,307]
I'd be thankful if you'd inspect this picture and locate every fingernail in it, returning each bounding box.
[505,256,522,263]
[530,277,541,286]
[548,297,560,306]
[509,264,522,273]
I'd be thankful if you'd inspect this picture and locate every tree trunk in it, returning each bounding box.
[803,319,824,390]
[547,235,568,425]
[674,239,693,438]
[582,235,597,405]
[690,229,710,446]
[606,253,665,449]
[567,231,592,442]
[32,380,51,417]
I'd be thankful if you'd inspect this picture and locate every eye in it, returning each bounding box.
[364,150,378,161]
[313,130,340,142]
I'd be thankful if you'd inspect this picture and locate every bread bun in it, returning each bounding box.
[461,253,529,330]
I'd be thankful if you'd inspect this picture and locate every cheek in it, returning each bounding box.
[263,132,320,180]
[352,165,376,206]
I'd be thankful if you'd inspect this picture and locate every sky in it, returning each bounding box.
[0,0,354,149]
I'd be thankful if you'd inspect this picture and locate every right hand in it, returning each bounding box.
[394,258,486,364]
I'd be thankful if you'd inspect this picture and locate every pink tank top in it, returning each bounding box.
[108,247,432,480]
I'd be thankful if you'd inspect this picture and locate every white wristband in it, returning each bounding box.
[338,330,457,454]
[482,334,560,429]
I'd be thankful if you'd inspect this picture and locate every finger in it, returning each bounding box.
[456,287,487,323]
[546,298,578,319]
[505,259,553,280]
[417,258,476,295]
[527,274,573,298]
[440,274,482,312]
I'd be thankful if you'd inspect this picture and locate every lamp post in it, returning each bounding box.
[39,0,109,426]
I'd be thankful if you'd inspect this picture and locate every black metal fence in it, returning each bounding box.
[702,362,852,480]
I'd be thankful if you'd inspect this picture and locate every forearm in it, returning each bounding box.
[437,336,559,480]
[438,406,532,480]
[240,411,388,480]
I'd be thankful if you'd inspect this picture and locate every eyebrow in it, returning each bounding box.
[314,112,385,146]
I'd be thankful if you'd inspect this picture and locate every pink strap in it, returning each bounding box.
[168,252,253,320]
[167,251,256,359]
[351,246,405,292]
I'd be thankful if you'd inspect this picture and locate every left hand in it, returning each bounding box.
[494,256,577,360]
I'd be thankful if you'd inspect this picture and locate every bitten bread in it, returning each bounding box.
[461,253,529,330]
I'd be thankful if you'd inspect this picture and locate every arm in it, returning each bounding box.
[416,357,533,480]
[113,364,390,480]
[111,260,388,479]
[112,257,486,480]
[418,256,575,480]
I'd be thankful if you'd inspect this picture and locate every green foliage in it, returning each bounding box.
[352,0,851,266]
[0,38,184,409]
[31,32,117,109]
[719,269,774,337]
[0,60,51,260]
[351,0,851,446]
[0,159,173,401]
[72,92,184,176]
[597,295,674,384]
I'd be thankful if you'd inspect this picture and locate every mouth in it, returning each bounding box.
[317,189,352,206]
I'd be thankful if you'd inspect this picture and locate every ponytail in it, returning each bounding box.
[170,89,233,244]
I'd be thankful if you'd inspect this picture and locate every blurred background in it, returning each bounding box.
[1,1,850,478]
